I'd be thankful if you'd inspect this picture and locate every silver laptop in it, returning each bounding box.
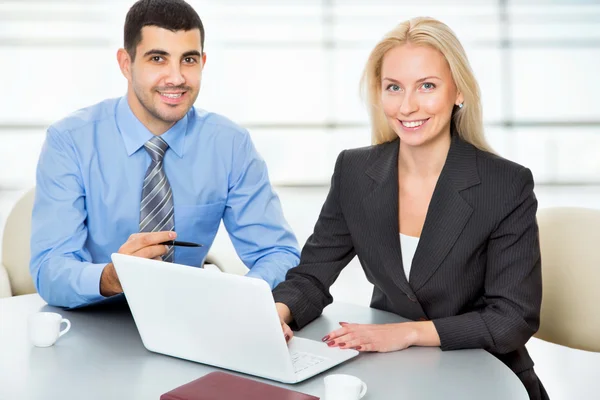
[111,253,358,383]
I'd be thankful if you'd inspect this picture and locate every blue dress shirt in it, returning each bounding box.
[30,96,300,308]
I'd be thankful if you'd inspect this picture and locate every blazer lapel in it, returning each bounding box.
[409,136,480,292]
[362,140,416,299]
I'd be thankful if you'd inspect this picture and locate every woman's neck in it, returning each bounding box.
[398,133,451,179]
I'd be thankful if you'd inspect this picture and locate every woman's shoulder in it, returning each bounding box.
[474,146,532,182]
[467,145,535,202]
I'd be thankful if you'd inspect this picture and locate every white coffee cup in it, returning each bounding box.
[324,374,367,400]
[28,312,71,347]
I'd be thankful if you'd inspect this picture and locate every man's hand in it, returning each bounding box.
[100,231,177,296]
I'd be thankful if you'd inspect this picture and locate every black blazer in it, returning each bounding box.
[273,135,542,380]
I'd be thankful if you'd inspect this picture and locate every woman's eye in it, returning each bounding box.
[387,84,401,92]
[422,82,435,90]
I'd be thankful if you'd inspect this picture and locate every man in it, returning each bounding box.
[30,0,300,308]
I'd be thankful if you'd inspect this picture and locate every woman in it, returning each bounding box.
[272,17,548,400]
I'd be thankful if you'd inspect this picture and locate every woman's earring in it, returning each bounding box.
[458,103,464,109]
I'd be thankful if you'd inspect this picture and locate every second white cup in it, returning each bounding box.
[324,374,367,400]
[28,312,71,347]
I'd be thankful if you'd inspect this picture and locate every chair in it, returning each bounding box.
[204,223,249,276]
[0,188,36,298]
[0,188,247,298]
[535,207,600,352]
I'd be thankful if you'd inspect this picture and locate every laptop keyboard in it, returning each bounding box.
[291,351,327,373]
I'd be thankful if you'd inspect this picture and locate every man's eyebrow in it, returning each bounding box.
[143,49,169,57]
[182,50,202,58]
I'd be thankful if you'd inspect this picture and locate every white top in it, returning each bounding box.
[400,233,420,281]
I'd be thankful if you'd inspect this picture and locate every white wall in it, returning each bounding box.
[1,0,599,189]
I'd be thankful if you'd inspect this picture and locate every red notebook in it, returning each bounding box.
[160,371,320,400]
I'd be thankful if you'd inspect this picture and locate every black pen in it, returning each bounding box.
[159,240,203,247]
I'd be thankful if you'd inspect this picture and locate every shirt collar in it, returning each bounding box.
[116,96,188,158]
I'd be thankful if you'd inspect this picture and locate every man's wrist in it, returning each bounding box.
[99,263,119,297]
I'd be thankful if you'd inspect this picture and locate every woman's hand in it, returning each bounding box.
[322,321,440,352]
[275,302,294,343]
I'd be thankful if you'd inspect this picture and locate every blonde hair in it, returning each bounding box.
[360,16,493,153]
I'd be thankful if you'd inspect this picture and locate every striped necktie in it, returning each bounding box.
[139,136,175,262]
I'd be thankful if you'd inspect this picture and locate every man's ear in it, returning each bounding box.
[201,52,207,69]
[117,48,132,81]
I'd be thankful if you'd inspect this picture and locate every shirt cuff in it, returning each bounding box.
[245,268,275,288]
[79,262,109,302]
[245,253,299,289]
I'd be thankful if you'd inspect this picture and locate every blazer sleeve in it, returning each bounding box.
[432,167,542,354]
[272,150,356,329]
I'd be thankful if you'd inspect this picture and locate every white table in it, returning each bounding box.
[0,294,528,399]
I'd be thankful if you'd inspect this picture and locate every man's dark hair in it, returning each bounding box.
[124,0,205,60]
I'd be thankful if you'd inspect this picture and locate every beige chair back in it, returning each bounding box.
[203,223,249,276]
[1,188,37,296]
[535,207,600,352]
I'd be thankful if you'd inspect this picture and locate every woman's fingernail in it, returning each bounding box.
[321,335,330,342]
[339,321,348,325]
[285,335,289,341]
[338,342,346,347]
[327,341,335,347]
[355,346,362,350]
